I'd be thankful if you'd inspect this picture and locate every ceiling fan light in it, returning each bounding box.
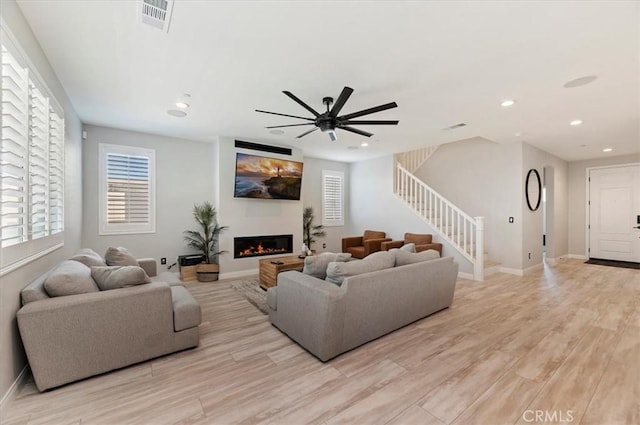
[322,128,338,141]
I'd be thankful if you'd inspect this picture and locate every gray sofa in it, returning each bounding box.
[267,255,458,361]
[17,250,201,391]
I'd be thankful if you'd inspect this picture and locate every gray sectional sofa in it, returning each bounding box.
[17,248,201,391]
[267,252,459,361]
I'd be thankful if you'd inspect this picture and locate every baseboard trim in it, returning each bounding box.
[458,271,474,280]
[567,254,587,260]
[220,268,258,280]
[0,365,28,414]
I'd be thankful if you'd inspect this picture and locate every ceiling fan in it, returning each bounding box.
[256,86,398,141]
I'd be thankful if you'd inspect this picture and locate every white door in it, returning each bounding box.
[589,164,640,262]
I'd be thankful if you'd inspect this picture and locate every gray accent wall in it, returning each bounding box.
[567,153,640,257]
[0,0,82,403]
[81,125,215,270]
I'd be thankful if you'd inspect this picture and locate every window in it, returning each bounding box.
[1,25,65,272]
[99,143,156,235]
[322,170,344,226]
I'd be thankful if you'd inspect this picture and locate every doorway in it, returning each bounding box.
[588,164,640,262]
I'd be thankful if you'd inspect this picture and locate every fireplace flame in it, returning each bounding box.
[238,242,288,257]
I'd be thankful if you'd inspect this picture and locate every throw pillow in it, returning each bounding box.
[91,266,151,291]
[326,250,395,286]
[69,248,107,267]
[105,246,138,267]
[400,243,416,252]
[303,252,352,279]
[44,260,100,297]
[395,249,440,267]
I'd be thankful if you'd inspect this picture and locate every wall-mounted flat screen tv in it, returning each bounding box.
[234,153,303,200]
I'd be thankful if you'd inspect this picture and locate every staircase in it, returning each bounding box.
[394,147,485,281]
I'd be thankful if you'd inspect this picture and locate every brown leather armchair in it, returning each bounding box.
[381,233,443,256]
[341,230,391,259]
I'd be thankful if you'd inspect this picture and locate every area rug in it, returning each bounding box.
[585,258,640,270]
[231,279,268,314]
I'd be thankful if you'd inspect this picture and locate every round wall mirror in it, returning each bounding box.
[526,169,542,211]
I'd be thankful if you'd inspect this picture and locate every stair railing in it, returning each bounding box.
[395,162,484,281]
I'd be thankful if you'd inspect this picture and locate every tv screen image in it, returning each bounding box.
[234,153,303,200]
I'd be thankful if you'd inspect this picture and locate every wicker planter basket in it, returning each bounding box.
[196,263,219,282]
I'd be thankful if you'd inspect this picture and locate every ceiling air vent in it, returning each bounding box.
[443,123,467,131]
[139,0,174,32]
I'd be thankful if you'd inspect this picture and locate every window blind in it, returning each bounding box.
[322,170,344,226]
[1,31,65,261]
[1,45,29,247]
[98,142,155,235]
[106,153,151,225]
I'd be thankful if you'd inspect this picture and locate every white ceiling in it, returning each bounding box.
[16,0,639,163]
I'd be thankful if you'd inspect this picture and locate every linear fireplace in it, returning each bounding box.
[234,234,293,258]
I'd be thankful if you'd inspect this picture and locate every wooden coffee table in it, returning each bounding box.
[259,255,305,289]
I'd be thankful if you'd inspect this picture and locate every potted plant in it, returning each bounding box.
[183,202,228,282]
[303,206,326,253]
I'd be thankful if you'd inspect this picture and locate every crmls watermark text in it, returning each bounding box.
[522,410,574,423]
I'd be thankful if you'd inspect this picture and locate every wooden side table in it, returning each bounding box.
[259,255,305,290]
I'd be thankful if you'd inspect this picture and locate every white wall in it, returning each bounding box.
[350,155,473,274]
[81,125,214,269]
[567,153,640,257]
[215,138,304,278]
[301,157,351,253]
[0,0,83,403]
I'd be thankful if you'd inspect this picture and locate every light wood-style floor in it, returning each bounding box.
[2,258,639,425]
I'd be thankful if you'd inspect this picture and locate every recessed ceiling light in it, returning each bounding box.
[602,148,613,152]
[269,129,284,135]
[167,109,187,118]
[564,75,598,88]
[570,119,583,126]
[175,102,189,109]
[500,99,516,107]
[515,132,522,137]
[361,142,369,147]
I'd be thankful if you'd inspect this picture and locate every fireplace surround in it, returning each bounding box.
[234,234,294,258]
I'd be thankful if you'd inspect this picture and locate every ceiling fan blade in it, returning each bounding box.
[337,125,373,137]
[296,127,319,138]
[266,123,315,129]
[283,91,321,117]
[255,109,315,121]
[341,120,399,125]
[329,86,354,117]
[338,102,398,121]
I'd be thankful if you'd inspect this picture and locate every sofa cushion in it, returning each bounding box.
[326,250,395,286]
[69,248,107,267]
[105,246,138,267]
[400,243,416,252]
[91,266,151,291]
[44,260,99,297]
[303,252,352,279]
[394,249,440,266]
[170,286,202,331]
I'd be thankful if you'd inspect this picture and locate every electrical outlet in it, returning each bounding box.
[509,217,514,223]
[322,243,326,249]
[528,253,531,260]
[161,257,167,265]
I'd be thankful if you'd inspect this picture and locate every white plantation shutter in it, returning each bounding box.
[49,108,64,234]
[29,82,49,239]
[1,25,65,272]
[322,170,344,226]
[99,144,155,234]
[1,45,29,247]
